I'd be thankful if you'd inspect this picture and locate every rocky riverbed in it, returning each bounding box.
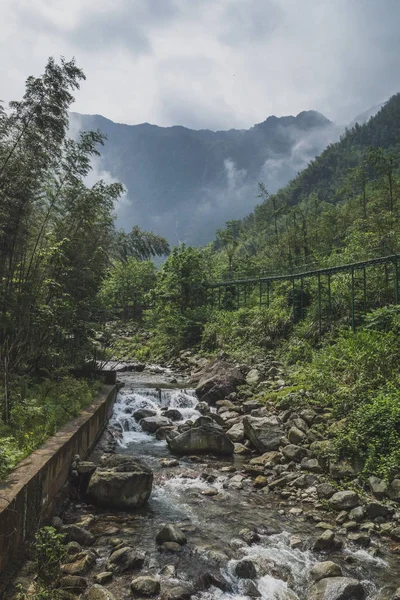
[12,356,400,599]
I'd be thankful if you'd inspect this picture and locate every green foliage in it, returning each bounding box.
[335,386,400,479]
[100,257,156,317]
[201,306,292,358]
[16,527,66,600]
[307,328,400,415]
[0,376,98,479]
[114,226,170,262]
[299,309,400,478]
[33,527,66,586]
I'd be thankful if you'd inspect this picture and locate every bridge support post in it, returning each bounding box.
[351,266,355,332]
[317,273,322,336]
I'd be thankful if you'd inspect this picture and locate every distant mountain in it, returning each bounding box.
[70,111,340,245]
[348,102,385,128]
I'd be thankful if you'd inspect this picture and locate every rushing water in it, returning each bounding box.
[88,379,400,600]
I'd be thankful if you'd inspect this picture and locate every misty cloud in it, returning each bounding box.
[2,0,399,129]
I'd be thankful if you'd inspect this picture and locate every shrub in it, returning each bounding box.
[335,385,400,479]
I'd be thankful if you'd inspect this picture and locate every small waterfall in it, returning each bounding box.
[110,387,200,448]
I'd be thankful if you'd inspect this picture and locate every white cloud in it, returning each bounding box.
[1,0,399,130]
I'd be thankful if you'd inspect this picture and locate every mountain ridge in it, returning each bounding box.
[69,109,339,245]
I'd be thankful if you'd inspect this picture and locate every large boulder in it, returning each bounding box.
[195,359,246,404]
[308,577,365,600]
[133,408,157,422]
[140,416,172,433]
[243,416,284,452]
[329,490,359,511]
[87,455,153,509]
[167,422,234,455]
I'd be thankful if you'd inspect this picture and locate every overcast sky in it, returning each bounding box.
[2,0,399,130]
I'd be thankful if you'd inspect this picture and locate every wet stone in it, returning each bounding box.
[88,585,116,600]
[59,575,88,594]
[61,525,95,546]
[93,572,113,585]
[310,561,342,582]
[160,542,183,553]
[234,559,258,579]
[156,524,187,545]
[329,490,359,510]
[106,546,145,573]
[131,576,161,596]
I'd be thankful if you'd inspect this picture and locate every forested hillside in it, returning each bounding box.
[212,94,400,280]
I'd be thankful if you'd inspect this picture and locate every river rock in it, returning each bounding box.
[310,562,342,582]
[365,501,391,519]
[161,583,193,600]
[164,409,183,421]
[87,455,153,509]
[287,426,306,445]
[195,361,245,404]
[106,546,145,573]
[131,576,161,596]
[93,572,113,585]
[243,400,262,413]
[329,491,359,510]
[134,408,157,421]
[246,369,261,385]
[282,444,308,462]
[141,416,172,433]
[317,483,336,500]
[156,525,187,545]
[234,559,257,579]
[226,422,245,443]
[390,527,400,542]
[250,451,281,468]
[61,525,95,546]
[59,575,88,594]
[349,506,365,522]
[369,476,388,499]
[239,580,262,597]
[308,577,365,600]
[195,571,231,592]
[88,585,116,600]
[348,533,370,547]
[389,479,400,501]
[62,551,96,575]
[234,443,252,455]
[65,541,82,556]
[167,423,234,455]
[301,457,323,473]
[314,530,340,551]
[156,426,177,440]
[243,416,284,452]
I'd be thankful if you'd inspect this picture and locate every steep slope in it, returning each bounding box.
[70,111,338,245]
[220,93,400,278]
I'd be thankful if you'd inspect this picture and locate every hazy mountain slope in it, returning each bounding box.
[70,111,339,245]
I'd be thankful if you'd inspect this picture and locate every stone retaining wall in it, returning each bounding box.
[0,384,117,584]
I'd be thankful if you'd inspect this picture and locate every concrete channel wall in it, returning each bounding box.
[0,384,117,583]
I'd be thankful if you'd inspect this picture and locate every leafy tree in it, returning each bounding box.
[101,258,156,318]
[114,225,170,262]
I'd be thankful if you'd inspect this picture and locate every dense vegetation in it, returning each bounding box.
[0,58,169,479]
[104,95,400,480]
